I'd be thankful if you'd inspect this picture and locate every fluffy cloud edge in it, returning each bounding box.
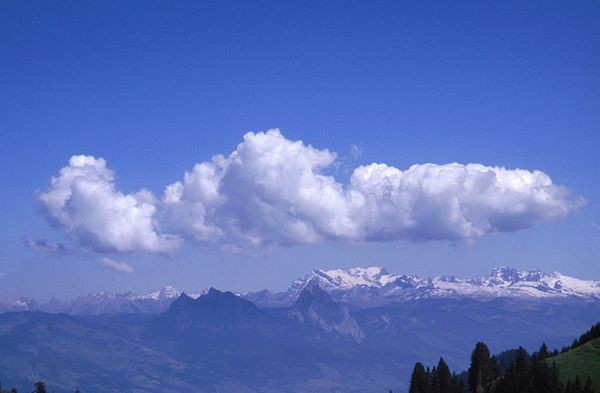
[38,155,181,254]
[38,129,585,254]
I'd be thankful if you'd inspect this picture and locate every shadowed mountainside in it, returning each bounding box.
[1,283,600,392]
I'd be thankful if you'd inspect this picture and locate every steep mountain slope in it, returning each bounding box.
[0,312,244,393]
[2,272,600,393]
[144,288,292,358]
[1,286,600,393]
[551,338,600,391]
[140,287,395,392]
[289,279,364,341]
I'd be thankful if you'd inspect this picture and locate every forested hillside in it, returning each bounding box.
[405,322,600,393]
[552,323,600,392]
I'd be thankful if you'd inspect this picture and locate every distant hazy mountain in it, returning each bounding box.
[118,286,399,392]
[0,286,204,315]
[1,281,600,393]
[1,267,599,315]
[2,266,599,315]
[0,311,232,393]
[67,286,205,315]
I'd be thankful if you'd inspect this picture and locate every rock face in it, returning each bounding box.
[289,279,365,342]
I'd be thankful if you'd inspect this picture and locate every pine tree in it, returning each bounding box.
[495,347,535,393]
[436,358,452,393]
[33,381,47,393]
[451,373,466,393]
[429,366,439,393]
[468,342,499,393]
[537,342,549,360]
[531,354,561,393]
[409,362,429,393]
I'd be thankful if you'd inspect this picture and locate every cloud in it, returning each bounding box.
[40,129,584,254]
[161,129,584,250]
[0,272,5,279]
[97,257,134,273]
[25,237,66,253]
[350,144,363,159]
[38,155,181,253]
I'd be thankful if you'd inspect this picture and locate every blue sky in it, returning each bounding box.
[1,1,599,301]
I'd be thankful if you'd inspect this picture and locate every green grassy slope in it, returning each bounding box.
[549,337,600,391]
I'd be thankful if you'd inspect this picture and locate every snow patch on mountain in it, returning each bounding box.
[3,267,599,314]
[134,285,203,301]
[291,267,404,291]
[287,266,600,305]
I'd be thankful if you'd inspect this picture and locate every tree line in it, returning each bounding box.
[0,380,80,393]
[405,339,595,393]
[561,322,600,353]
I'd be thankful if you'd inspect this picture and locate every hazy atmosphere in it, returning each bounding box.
[2,2,600,393]
[2,2,599,302]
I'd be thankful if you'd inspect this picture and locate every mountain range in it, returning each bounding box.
[1,266,599,392]
[263,265,600,307]
[4,266,598,314]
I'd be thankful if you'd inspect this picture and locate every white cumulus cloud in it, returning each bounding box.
[38,155,181,253]
[161,129,584,250]
[97,257,134,273]
[39,129,584,254]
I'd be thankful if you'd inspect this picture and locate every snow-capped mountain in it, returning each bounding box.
[132,285,202,301]
[66,286,205,315]
[290,266,402,292]
[245,266,600,307]
[143,285,180,300]
[2,267,599,314]
[290,266,600,301]
[0,296,71,314]
[0,286,204,315]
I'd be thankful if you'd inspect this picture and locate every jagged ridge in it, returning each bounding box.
[3,266,599,314]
